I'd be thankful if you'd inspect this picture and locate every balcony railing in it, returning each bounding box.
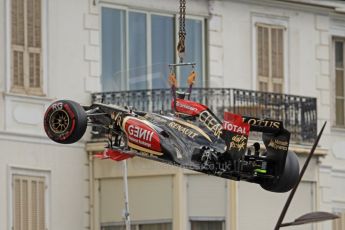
[92,88,317,144]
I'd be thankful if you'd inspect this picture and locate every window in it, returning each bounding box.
[191,220,224,230]
[11,0,43,95]
[335,39,345,126]
[151,15,174,89]
[12,174,46,230]
[256,23,284,93]
[101,7,205,91]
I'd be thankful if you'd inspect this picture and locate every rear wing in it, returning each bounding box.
[223,112,290,174]
[242,115,290,175]
[242,116,284,133]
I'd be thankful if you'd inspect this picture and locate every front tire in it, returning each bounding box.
[260,151,300,193]
[44,100,87,144]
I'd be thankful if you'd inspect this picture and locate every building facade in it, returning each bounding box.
[0,0,92,229]
[1,0,345,230]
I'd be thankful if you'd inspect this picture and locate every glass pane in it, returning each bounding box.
[151,15,174,89]
[336,98,344,126]
[101,8,125,91]
[180,19,203,88]
[336,70,344,97]
[335,41,343,68]
[129,12,147,90]
[191,221,223,230]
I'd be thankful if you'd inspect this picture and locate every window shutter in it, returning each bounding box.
[335,40,345,126]
[257,26,269,77]
[27,0,42,90]
[13,178,22,230]
[257,24,284,93]
[271,28,284,93]
[22,180,29,230]
[11,0,25,46]
[11,0,25,89]
[32,180,38,230]
[38,181,45,230]
[11,0,43,94]
[13,175,46,230]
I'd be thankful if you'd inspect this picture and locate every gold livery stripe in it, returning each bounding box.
[171,119,212,142]
[128,142,163,156]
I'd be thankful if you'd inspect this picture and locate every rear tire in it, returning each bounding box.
[260,151,300,193]
[44,100,87,144]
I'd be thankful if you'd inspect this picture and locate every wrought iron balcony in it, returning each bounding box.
[92,88,317,144]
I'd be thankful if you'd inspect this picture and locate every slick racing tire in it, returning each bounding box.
[44,100,87,144]
[260,151,300,193]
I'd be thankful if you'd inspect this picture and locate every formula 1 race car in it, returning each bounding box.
[43,88,300,193]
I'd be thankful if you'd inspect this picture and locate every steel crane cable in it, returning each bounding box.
[177,0,186,63]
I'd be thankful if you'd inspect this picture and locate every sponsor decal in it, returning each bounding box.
[168,119,212,142]
[173,99,207,116]
[245,117,281,129]
[222,112,249,152]
[229,134,247,151]
[176,101,198,112]
[199,110,223,138]
[229,134,248,151]
[223,121,248,135]
[51,102,63,111]
[223,112,250,135]
[123,117,161,153]
[128,125,154,143]
[268,139,289,151]
[168,121,199,139]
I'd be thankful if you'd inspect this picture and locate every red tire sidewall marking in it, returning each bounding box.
[44,102,77,142]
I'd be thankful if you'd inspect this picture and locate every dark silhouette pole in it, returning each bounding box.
[274,122,327,230]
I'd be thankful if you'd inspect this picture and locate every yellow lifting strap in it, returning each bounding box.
[187,70,197,86]
[168,72,177,87]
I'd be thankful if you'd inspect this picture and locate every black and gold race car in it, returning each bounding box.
[43,89,299,193]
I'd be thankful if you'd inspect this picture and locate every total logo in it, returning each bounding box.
[223,121,248,135]
[223,112,250,136]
